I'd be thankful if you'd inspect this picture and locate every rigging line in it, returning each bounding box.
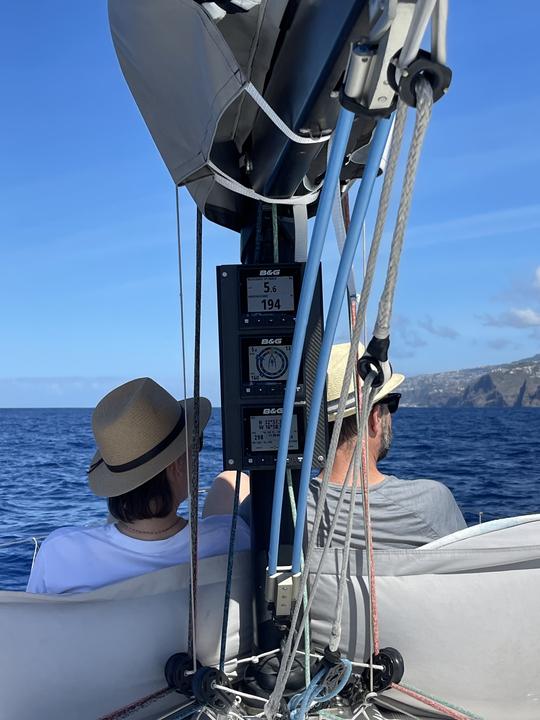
[373,78,433,339]
[431,0,448,66]
[358,383,379,689]
[285,98,407,691]
[175,186,197,665]
[328,389,362,652]
[219,468,242,671]
[286,469,311,687]
[398,0,438,71]
[268,107,356,578]
[291,118,393,577]
[97,687,175,720]
[30,536,39,571]
[265,448,360,720]
[189,207,203,670]
[391,683,483,720]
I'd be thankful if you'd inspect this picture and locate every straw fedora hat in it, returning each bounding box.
[87,378,212,498]
[327,343,405,421]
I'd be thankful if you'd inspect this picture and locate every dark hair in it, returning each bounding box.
[329,413,358,447]
[329,404,387,447]
[107,468,174,523]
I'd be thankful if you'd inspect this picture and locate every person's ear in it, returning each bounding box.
[368,405,382,438]
[166,456,184,484]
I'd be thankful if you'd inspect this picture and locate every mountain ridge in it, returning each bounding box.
[400,354,540,407]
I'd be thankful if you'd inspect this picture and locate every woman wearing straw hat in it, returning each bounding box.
[26,378,250,594]
[307,343,466,548]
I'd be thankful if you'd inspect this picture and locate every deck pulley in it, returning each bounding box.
[164,653,200,695]
[192,667,234,713]
[388,49,452,107]
[364,647,405,692]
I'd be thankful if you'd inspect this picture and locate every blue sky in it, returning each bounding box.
[0,2,538,407]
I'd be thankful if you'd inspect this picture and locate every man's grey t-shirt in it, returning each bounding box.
[307,475,467,549]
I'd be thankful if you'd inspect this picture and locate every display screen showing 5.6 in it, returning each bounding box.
[246,276,294,313]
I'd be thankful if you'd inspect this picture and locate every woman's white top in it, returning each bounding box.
[26,515,250,594]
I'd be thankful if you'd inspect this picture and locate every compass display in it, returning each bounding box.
[248,344,291,383]
[246,276,294,313]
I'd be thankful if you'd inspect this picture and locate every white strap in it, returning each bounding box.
[244,83,330,145]
[206,82,332,205]
[208,161,320,206]
[293,205,308,262]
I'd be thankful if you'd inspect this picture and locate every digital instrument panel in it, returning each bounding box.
[246,276,295,313]
[217,263,326,470]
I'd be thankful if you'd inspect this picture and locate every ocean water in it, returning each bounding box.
[1,407,539,591]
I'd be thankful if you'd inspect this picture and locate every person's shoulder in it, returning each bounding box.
[39,524,109,552]
[387,476,454,497]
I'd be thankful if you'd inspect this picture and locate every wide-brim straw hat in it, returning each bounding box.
[87,377,212,498]
[327,343,405,421]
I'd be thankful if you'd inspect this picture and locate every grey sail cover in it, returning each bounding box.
[108,0,246,185]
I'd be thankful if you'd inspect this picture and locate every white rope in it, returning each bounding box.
[398,0,438,70]
[373,79,434,339]
[266,108,410,717]
[244,83,330,145]
[431,0,448,66]
[30,536,39,571]
[213,685,267,705]
[234,648,280,666]
[175,187,197,668]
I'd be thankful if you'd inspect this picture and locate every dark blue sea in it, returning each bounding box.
[1,408,539,591]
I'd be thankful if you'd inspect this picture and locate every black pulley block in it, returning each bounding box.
[312,647,349,698]
[388,49,452,108]
[365,647,405,692]
[192,667,233,713]
[357,336,390,387]
[164,653,199,695]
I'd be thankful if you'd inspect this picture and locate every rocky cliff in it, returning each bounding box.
[400,355,540,408]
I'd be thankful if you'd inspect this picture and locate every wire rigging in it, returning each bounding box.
[175,187,198,666]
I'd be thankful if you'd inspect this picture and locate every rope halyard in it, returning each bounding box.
[189,207,204,668]
[175,187,197,666]
[265,453,359,719]
[373,78,433,340]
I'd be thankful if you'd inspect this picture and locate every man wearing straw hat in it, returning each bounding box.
[27,378,250,594]
[307,343,466,548]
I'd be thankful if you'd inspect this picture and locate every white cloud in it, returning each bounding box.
[482,308,540,328]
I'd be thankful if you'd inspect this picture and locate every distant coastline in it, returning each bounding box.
[400,354,540,408]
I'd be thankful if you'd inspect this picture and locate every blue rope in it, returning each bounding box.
[291,118,392,574]
[268,108,355,576]
[288,659,353,720]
